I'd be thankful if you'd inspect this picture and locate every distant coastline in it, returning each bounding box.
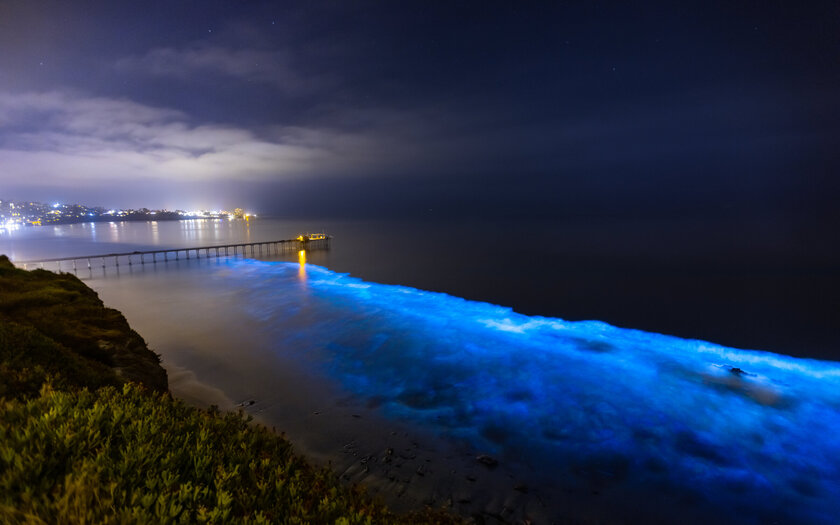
[1,198,254,230]
[35,212,242,225]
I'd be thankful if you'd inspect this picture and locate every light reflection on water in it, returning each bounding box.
[1,218,274,261]
[298,249,307,283]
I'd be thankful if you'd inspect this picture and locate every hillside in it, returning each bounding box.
[0,256,460,524]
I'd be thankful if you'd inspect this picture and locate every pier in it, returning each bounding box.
[13,235,331,272]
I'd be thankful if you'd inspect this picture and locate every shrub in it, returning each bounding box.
[0,256,166,393]
[0,384,460,524]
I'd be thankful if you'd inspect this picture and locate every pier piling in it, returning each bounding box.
[12,235,332,273]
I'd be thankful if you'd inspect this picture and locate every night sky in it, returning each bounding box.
[1,1,837,226]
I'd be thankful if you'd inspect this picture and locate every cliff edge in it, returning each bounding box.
[0,255,167,397]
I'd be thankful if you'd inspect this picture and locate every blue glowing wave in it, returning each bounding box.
[230,259,840,524]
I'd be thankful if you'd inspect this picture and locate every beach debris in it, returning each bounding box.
[416,465,425,476]
[476,454,499,468]
[717,364,755,377]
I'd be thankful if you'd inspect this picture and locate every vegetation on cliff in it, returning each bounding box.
[0,256,460,524]
[0,384,461,524]
[0,255,167,397]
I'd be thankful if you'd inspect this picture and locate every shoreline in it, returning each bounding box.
[0,255,464,523]
[165,356,551,523]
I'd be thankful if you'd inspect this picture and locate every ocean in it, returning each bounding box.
[3,218,839,524]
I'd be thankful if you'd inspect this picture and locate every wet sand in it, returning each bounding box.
[166,358,594,525]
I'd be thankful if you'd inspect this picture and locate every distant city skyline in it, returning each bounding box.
[0,197,253,230]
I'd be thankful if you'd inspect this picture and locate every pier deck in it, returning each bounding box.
[12,235,331,272]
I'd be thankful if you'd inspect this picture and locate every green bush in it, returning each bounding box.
[0,319,120,399]
[0,255,167,393]
[0,384,459,524]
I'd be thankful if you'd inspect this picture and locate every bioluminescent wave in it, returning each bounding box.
[227,259,839,524]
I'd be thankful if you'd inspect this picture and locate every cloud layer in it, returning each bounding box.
[0,90,390,202]
[115,45,314,95]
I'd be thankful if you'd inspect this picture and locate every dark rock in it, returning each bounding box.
[476,454,499,468]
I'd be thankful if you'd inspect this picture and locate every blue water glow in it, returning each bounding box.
[229,259,840,524]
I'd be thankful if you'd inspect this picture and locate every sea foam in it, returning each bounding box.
[228,259,840,524]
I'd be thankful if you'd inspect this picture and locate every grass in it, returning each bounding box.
[0,384,460,524]
[0,255,167,393]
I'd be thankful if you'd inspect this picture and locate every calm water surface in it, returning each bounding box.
[6,216,836,360]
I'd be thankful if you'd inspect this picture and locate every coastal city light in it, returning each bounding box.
[0,199,253,229]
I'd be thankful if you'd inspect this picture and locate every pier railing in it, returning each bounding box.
[12,236,331,272]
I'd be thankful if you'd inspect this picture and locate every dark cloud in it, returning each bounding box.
[115,45,313,95]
